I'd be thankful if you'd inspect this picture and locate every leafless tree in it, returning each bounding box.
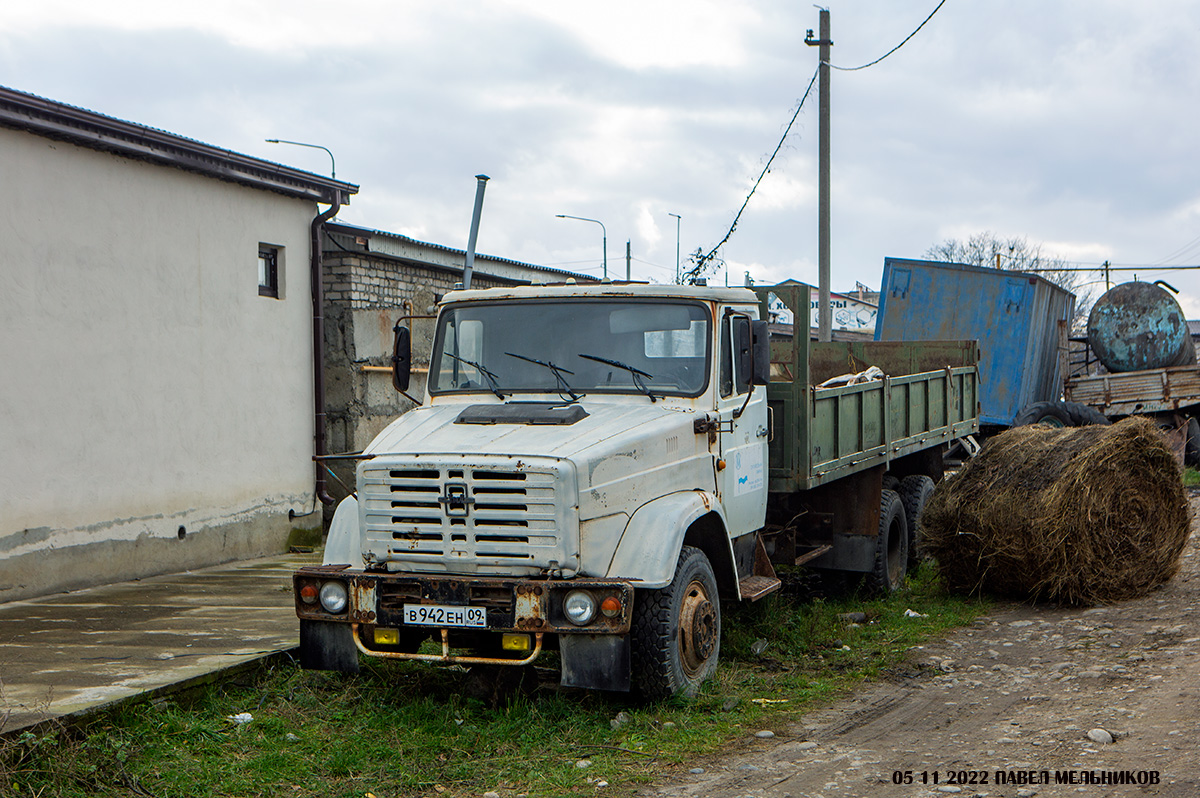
[924,232,1092,330]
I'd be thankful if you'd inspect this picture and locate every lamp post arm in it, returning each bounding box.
[265,138,336,179]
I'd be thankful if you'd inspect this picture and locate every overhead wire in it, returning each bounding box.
[690,66,820,278]
[691,3,948,280]
[1150,231,1200,265]
[829,0,949,72]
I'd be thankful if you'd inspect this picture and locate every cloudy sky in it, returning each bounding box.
[4,1,1200,312]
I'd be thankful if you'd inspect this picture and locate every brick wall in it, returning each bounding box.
[320,250,517,518]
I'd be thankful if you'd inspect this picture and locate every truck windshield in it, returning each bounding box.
[429,299,711,397]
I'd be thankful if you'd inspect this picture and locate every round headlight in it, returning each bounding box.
[563,590,597,626]
[319,581,348,614]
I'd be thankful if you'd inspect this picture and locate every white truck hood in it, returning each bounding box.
[356,399,716,577]
[366,400,701,468]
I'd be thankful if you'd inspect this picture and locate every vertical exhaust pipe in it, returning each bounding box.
[462,174,489,290]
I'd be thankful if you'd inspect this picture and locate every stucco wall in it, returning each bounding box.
[0,127,321,601]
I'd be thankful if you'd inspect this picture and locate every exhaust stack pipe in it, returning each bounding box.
[462,174,490,290]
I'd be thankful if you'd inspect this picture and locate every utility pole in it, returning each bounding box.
[626,240,632,281]
[806,10,832,342]
[668,212,682,284]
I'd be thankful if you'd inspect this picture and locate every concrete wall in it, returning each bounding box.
[0,127,321,601]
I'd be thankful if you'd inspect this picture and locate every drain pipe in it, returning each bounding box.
[311,192,342,506]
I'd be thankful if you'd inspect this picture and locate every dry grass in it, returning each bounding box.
[922,416,1192,605]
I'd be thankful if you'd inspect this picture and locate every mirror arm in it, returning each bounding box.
[731,386,754,420]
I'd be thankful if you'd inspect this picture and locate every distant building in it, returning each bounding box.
[0,85,358,601]
[764,281,879,336]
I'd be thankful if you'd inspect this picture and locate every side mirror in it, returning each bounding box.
[392,323,411,393]
[750,320,770,385]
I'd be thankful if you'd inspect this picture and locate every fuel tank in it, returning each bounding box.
[1087,281,1195,373]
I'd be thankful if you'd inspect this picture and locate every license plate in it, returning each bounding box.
[403,603,487,628]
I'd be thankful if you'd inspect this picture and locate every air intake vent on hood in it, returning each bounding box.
[455,402,588,425]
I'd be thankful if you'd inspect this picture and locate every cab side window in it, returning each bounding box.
[719,317,733,398]
[719,314,753,398]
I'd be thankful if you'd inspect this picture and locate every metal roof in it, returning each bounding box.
[0,85,358,204]
[326,222,595,283]
[443,282,758,304]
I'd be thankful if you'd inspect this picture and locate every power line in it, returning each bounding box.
[829,0,948,72]
[690,67,820,278]
[1151,232,1200,265]
[629,256,674,273]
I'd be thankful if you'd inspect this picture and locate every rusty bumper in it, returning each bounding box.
[294,566,633,666]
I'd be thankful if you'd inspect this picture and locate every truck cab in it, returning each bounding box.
[296,283,774,698]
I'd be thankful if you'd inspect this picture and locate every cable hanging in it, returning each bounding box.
[686,66,820,281]
[687,3,946,282]
[830,0,948,72]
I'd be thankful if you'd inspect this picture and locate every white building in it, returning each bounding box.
[0,86,359,601]
[765,284,879,335]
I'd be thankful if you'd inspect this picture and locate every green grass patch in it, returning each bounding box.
[1183,467,1200,487]
[1,564,986,798]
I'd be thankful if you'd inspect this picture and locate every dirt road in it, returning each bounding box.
[643,496,1200,798]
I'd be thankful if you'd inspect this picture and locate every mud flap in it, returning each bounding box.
[559,634,631,692]
[299,619,360,673]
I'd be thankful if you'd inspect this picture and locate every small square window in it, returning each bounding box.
[258,245,280,298]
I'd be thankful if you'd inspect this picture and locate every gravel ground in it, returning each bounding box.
[641,495,1200,798]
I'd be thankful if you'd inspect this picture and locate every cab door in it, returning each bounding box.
[714,309,769,536]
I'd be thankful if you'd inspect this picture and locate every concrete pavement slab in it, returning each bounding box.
[0,552,319,734]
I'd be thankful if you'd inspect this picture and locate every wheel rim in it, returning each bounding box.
[678,579,717,678]
[1037,415,1066,428]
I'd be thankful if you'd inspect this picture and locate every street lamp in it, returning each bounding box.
[555,214,607,280]
[668,212,682,284]
[265,138,336,179]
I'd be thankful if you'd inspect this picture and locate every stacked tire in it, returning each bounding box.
[1013,400,1110,428]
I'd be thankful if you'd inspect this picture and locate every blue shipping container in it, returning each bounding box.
[874,257,1075,428]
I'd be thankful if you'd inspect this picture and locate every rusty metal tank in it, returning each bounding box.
[1087,281,1196,373]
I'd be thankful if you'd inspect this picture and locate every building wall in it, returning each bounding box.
[320,251,513,506]
[0,127,321,601]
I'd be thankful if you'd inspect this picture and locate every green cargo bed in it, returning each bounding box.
[757,283,980,493]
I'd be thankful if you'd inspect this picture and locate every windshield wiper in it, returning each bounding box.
[578,353,658,403]
[443,352,507,400]
[505,352,583,402]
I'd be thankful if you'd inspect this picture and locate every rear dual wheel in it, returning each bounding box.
[869,489,909,594]
[898,474,935,567]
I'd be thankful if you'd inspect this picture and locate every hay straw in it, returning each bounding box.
[921,416,1192,605]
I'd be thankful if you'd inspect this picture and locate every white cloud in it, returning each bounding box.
[5,0,1200,302]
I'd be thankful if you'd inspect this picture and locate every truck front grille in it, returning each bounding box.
[359,459,578,576]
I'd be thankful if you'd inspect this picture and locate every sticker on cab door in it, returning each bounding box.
[733,448,764,496]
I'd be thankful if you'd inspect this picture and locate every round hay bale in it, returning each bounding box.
[922,416,1192,605]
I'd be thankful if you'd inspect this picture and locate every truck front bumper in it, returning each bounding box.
[293,565,634,670]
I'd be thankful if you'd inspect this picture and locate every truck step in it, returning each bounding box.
[739,575,783,601]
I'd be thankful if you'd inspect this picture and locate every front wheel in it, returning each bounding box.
[631,546,721,700]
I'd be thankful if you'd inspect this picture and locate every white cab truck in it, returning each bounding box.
[294,281,979,698]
